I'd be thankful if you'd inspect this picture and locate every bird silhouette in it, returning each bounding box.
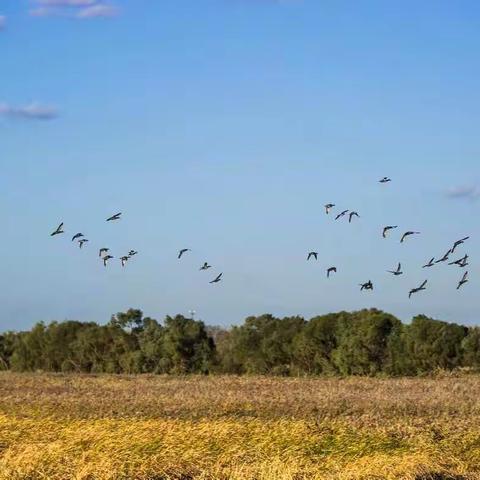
[210,273,223,284]
[327,267,337,278]
[103,255,114,267]
[382,226,398,238]
[451,236,470,253]
[50,222,64,237]
[307,252,318,261]
[388,263,403,276]
[409,280,427,298]
[400,231,420,243]
[121,256,129,267]
[349,211,360,223]
[422,257,435,268]
[335,210,349,220]
[449,254,469,268]
[78,239,89,249]
[178,249,191,259]
[457,271,469,290]
[99,248,109,257]
[379,177,391,183]
[325,203,335,215]
[359,280,373,291]
[106,212,122,222]
[71,233,84,242]
[128,250,138,257]
[435,249,452,264]
[200,262,212,270]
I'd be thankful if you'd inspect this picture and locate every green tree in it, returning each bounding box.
[162,315,215,374]
[332,309,402,376]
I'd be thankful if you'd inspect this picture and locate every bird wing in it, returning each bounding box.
[52,222,63,234]
[420,280,428,289]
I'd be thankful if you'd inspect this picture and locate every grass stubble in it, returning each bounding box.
[0,373,478,479]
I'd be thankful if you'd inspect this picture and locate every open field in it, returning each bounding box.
[0,373,479,479]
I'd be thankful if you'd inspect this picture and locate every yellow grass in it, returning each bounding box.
[0,373,479,479]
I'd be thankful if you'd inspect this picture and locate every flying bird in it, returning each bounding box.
[409,280,427,299]
[307,252,318,261]
[210,273,223,284]
[349,211,360,223]
[449,254,469,268]
[327,267,337,278]
[78,239,89,249]
[99,248,109,257]
[435,248,452,263]
[106,212,122,222]
[200,262,212,270]
[71,233,84,242]
[388,263,403,276]
[457,271,469,290]
[128,250,138,257]
[103,255,114,267]
[120,256,129,267]
[50,222,64,237]
[335,210,349,220]
[451,236,470,253]
[325,203,335,215]
[178,249,191,259]
[379,177,391,183]
[435,249,452,264]
[400,231,420,243]
[422,257,435,268]
[382,226,398,238]
[360,280,373,291]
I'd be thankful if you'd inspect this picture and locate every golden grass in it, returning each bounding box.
[0,373,479,479]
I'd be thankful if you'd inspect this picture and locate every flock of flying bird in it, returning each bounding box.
[309,177,470,298]
[50,176,470,296]
[50,214,223,284]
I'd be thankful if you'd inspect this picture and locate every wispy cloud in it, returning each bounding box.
[29,7,59,17]
[29,1,119,19]
[36,0,96,5]
[0,15,6,30]
[446,185,480,201]
[76,4,118,18]
[0,102,59,121]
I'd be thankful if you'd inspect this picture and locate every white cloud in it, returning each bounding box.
[0,102,59,120]
[0,15,6,30]
[29,7,58,17]
[29,1,119,19]
[446,185,480,201]
[36,0,96,5]
[76,4,119,18]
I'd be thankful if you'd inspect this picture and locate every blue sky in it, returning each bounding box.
[1,0,479,330]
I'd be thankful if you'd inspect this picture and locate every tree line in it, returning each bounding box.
[1,308,479,376]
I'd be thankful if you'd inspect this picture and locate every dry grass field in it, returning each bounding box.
[0,372,479,479]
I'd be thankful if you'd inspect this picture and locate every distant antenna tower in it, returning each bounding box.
[189,310,196,320]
